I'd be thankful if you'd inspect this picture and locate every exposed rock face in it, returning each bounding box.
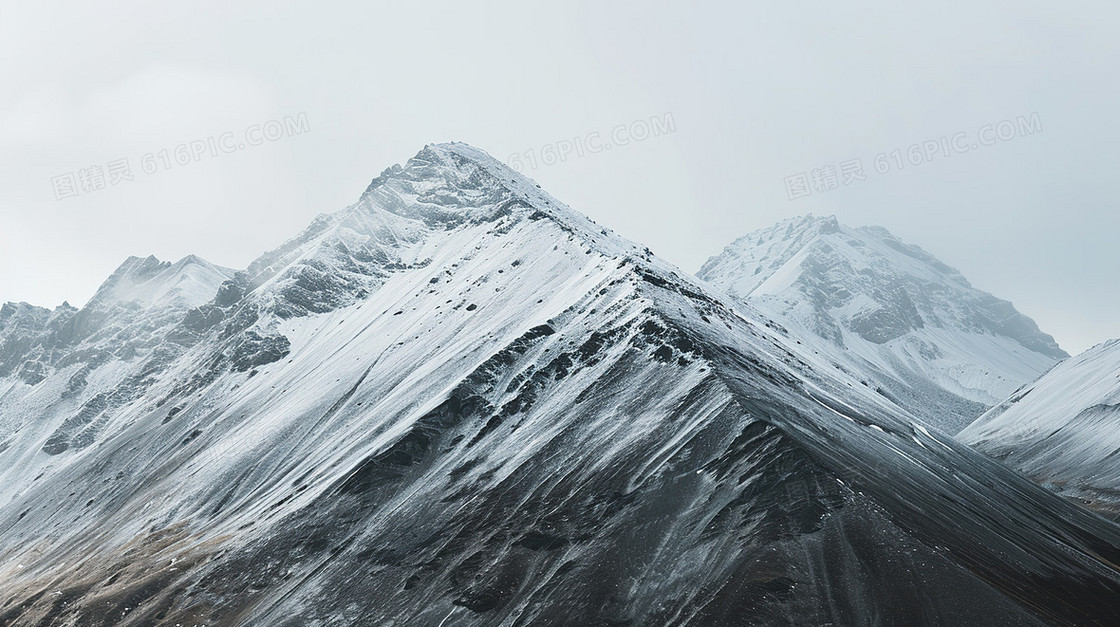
[0,146,1117,626]
[698,214,1066,433]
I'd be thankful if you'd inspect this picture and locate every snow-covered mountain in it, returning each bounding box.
[960,339,1120,520]
[1,145,1118,626]
[0,254,236,457]
[698,214,1067,433]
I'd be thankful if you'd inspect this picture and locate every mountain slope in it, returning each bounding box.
[0,145,1117,626]
[960,339,1120,520]
[698,214,1066,433]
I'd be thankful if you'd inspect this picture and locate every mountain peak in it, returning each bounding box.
[354,142,533,224]
[229,142,643,322]
[785,212,841,233]
[0,301,51,333]
[700,215,1067,431]
[765,212,841,235]
[88,253,235,311]
[349,142,631,254]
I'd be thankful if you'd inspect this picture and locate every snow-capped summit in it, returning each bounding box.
[0,252,234,456]
[698,214,1066,432]
[222,143,635,323]
[1,146,1118,625]
[88,254,235,311]
[960,338,1120,519]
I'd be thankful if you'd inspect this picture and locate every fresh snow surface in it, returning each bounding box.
[960,338,1120,519]
[698,214,1066,433]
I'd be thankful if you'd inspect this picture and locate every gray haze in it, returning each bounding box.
[1,1,1117,354]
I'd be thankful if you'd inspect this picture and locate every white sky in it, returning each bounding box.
[1,1,1117,354]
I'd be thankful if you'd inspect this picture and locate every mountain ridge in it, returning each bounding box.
[960,337,1120,519]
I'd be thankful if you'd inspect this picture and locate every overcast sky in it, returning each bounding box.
[1,1,1117,354]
